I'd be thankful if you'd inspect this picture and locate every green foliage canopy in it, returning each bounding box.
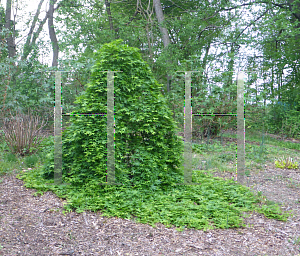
[42,39,185,191]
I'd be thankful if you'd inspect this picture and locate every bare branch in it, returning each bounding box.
[125,10,139,25]
[234,7,271,42]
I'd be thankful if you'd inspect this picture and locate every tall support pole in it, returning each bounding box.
[48,71,123,187]
[106,71,116,184]
[54,71,62,184]
[50,71,70,186]
[184,71,193,184]
[98,70,122,186]
[176,71,201,185]
[237,72,246,185]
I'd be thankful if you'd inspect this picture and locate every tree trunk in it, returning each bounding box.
[225,43,239,101]
[271,65,274,104]
[197,39,211,98]
[105,0,114,31]
[48,0,59,67]
[0,2,3,34]
[4,0,16,58]
[277,69,282,102]
[145,23,153,61]
[22,0,45,60]
[153,0,172,93]
[105,0,119,39]
[153,0,170,48]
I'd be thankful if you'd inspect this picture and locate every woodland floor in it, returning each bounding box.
[0,133,300,255]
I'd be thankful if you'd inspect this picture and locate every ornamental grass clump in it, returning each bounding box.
[41,39,185,191]
[275,156,299,169]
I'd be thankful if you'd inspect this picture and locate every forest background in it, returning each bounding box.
[0,0,300,144]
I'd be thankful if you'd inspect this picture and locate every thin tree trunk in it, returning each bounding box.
[277,70,282,102]
[105,0,119,39]
[105,0,113,31]
[48,0,59,67]
[145,23,153,61]
[255,78,258,105]
[0,1,3,35]
[153,0,170,48]
[22,0,45,60]
[153,0,172,93]
[197,39,211,98]
[5,0,16,58]
[226,44,239,101]
[271,65,274,104]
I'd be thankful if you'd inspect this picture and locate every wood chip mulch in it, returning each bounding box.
[1,165,300,256]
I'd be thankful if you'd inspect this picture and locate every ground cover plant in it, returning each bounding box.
[13,131,296,232]
[1,118,298,234]
[0,136,44,178]
[9,40,296,233]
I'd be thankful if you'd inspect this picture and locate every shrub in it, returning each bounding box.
[24,154,40,168]
[1,110,47,156]
[41,39,185,192]
[266,101,300,138]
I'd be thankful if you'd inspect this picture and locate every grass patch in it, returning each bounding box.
[0,135,47,177]
[246,130,300,151]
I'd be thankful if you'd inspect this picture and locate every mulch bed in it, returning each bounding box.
[1,129,300,255]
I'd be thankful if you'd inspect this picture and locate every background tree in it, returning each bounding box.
[0,0,299,139]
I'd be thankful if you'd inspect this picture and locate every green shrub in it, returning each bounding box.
[24,154,39,168]
[4,152,17,163]
[41,39,185,192]
[266,102,300,138]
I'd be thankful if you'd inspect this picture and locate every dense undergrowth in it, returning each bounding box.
[1,130,296,232]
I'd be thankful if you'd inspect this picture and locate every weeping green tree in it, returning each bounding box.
[42,39,185,191]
